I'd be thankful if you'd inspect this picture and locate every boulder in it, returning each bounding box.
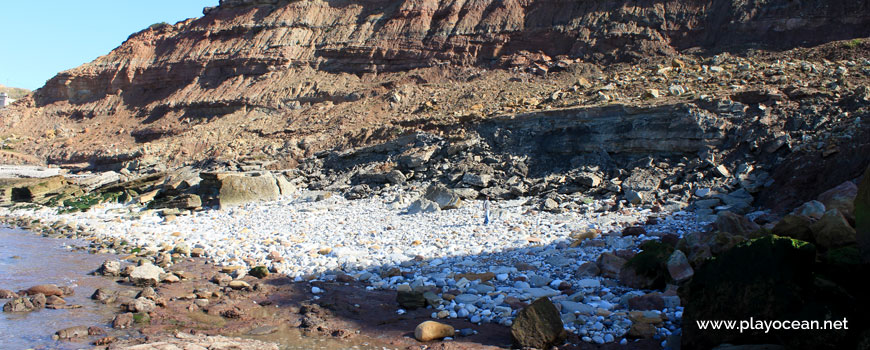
[150,193,202,210]
[129,263,165,287]
[666,250,694,282]
[857,168,870,263]
[97,260,122,276]
[249,266,269,279]
[818,181,858,221]
[414,321,455,342]
[619,241,674,290]
[511,298,567,349]
[596,252,627,279]
[628,293,665,311]
[54,326,89,340]
[424,184,462,210]
[397,290,426,310]
[199,172,281,208]
[576,261,600,277]
[91,288,116,303]
[23,284,63,297]
[126,297,156,313]
[462,173,492,187]
[2,297,34,312]
[406,198,440,215]
[0,289,17,299]
[714,211,761,237]
[793,200,826,220]
[30,293,46,309]
[772,214,814,241]
[680,236,846,349]
[112,313,134,329]
[398,146,438,168]
[810,209,857,249]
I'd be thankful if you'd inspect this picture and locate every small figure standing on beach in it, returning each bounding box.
[483,198,491,225]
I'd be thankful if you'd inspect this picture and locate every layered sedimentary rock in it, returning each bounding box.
[0,0,868,166]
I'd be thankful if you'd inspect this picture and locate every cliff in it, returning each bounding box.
[1,0,869,166]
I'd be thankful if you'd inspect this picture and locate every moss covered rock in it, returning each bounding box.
[619,240,674,290]
[681,236,854,349]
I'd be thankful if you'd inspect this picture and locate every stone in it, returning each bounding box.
[628,293,665,311]
[249,266,269,279]
[191,248,205,257]
[424,184,462,210]
[199,172,281,208]
[151,193,202,210]
[406,198,441,214]
[810,209,857,249]
[772,214,814,241]
[625,190,643,205]
[714,211,761,237]
[23,284,63,297]
[575,262,600,277]
[462,173,492,187]
[46,295,66,306]
[397,290,426,310]
[113,313,134,329]
[627,321,657,339]
[619,241,674,290]
[596,252,627,279]
[130,263,165,287]
[857,167,870,263]
[717,189,754,213]
[398,146,438,168]
[559,300,594,315]
[30,293,46,309]
[0,289,17,299]
[228,280,251,290]
[542,198,559,211]
[818,181,858,221]
[680,236,837,349]
[576,173,602,187]
[666,250,694,282]
[3,297,34,312]
[126,297,156,313]
[97,260,122,276]
[414,321,455,342]
[91,288,116,303]
[793,200,826,220]
[622,226,646,237]
[54,326,89,340]
[511,298,567,349]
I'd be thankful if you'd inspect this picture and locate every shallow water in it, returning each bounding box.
[0,226,395,350]
[0,226,120,350]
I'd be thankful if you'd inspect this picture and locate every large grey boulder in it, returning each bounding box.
[424,184,462,210]
[199,172,282,208]
[406,198,440,215]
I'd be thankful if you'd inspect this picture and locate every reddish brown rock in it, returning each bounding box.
[23,284,63,297]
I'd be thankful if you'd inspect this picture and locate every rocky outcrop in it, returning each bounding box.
[199,172,292,208]
[1,0,868,167]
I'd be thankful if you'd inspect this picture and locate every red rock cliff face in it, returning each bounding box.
[34,0,870,107]
[3,0,869,165]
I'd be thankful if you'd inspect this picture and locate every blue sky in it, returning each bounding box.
[0,0,216,90]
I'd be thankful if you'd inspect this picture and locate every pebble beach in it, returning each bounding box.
[1,188,708,346]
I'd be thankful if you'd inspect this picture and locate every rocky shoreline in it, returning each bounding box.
[0,185,696,349]
[1,159,868,349]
